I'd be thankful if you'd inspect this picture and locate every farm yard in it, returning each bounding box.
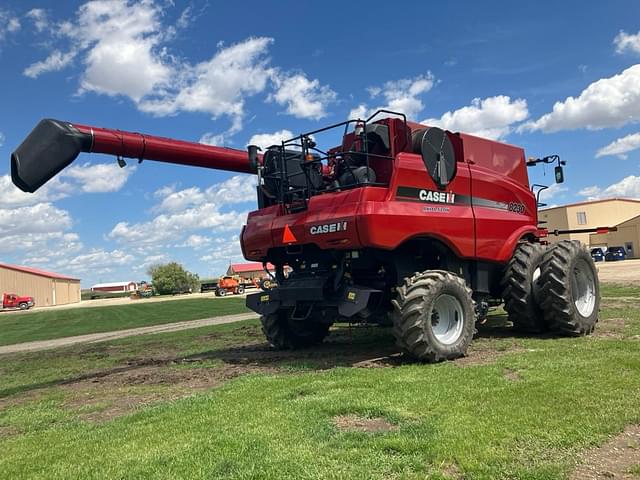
[0,281,639,479]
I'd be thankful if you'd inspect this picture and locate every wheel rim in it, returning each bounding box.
[531,266,542,302]
[431,294,465,345]
[571,258,596,317]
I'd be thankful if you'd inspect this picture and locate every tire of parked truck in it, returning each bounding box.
[391,270,476,362]
[19,302,28,310]
[237,286,245,295]
[217,288,227,297]
[260,309,331,349]
[501,242,548,332]
[538,240,600,335]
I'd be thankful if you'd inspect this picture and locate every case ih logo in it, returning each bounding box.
[396,186,460,204]
[418,189,456,204]
[310,221,348,235]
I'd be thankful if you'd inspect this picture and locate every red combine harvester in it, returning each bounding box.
[11,112,601,361]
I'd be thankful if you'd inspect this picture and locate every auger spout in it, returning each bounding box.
[11,119,259,193]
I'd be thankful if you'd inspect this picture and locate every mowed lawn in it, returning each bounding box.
[0,296,249,346]
[0,285,639,479]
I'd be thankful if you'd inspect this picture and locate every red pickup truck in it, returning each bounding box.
[2,293,35,310]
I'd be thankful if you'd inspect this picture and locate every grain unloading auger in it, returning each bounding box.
[12,112,603,362]
[11,118,258,193]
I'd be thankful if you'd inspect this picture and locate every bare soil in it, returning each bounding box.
[597,259,640,284]
[332,414,398,433]
[570,425,640,480]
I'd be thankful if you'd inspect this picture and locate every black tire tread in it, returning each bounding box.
[501,242,547,332]
[538,240,600,336]
[260,311,330,350]
[391,270,475,362]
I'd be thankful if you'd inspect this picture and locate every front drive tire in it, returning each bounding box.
[19,303,28,310]
[539,240,600,335]
[391,270,476,362]
[502,242,547,332]
[261,310,331,350]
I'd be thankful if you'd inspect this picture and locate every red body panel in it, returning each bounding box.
[242,132,537,265]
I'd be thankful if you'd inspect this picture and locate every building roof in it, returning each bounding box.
[91,281,137,289]
[541,197,640,212]
[0,262,79,281]
[228,262,276,273]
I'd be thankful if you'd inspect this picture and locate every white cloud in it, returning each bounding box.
[64,248,135,275]
[0,162,134,209]
[595,132,640,159]
[63,162,136,193]
[178,234,212,249]
[7,17,20,33]
[614,30,640,54]
[248,129,294,150]
[199,132,228,146]
[24,50,78,78]
[578,175,640,200]
[26,8,48,32]
[25,3,336,137]
[423,95,528,140]
[139,36,275,131]
[112,175,256,245]
[538,183,568,203]
[521,64,640,132]
[0,203,72,240]
[349,73,435,120]
[270,73,336,119]
[0,10,21,42]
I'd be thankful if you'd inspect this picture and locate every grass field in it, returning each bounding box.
[1,285,639,479]
[0,297,249,346]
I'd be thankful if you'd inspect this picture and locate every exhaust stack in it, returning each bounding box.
[11,118,259,193]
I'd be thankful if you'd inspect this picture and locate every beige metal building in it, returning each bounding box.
[0,263,81,307]
[589,214,640,258]
[539,198,640,249]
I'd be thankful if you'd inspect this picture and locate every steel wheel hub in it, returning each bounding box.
[572,258,596,317]
[431,294,465,345]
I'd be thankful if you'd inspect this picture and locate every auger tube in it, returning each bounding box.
[11,119,259,193]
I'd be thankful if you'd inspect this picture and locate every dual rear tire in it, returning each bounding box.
[502,240,599,335]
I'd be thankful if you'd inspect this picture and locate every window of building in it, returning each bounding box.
[576,211,587,225]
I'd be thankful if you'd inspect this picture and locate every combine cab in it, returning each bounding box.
[11,112,603,361]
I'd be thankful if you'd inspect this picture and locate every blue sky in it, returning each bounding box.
[1,0,640,287]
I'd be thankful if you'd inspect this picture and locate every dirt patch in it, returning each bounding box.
[61,363,277,422]
[333,414,398,433]
[503,368,522,381]
[0,425,20,438]
[570,425,640,480]
[455,341,526,367]
[595,317,627,339]
[440,462,463,480]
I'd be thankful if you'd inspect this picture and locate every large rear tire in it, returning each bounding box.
[391,270,476,362]
[502,242,547,332]
[261,310,331,350]
[539,240,600,335]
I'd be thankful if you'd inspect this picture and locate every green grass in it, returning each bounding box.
[600,283,640,297]
[630,464,640,477]
[0,297,249,346]
[0,291,639,479]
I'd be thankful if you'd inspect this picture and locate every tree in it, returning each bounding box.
[147,262,200,295]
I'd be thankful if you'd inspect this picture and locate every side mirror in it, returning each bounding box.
[555,165,564,184]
